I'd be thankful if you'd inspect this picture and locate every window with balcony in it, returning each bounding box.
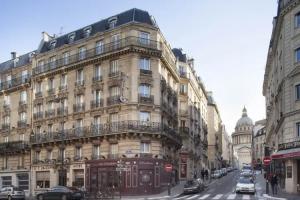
[7,75,12,88]
[111,34,120,49]
[3,116,10,127]
[92,90,102,108]
[34,151,41,161]
[46,101,55,118]
[180,84,187,94]
[295,12,300,28]
[4,95,10,106]
[76,69,84,86]
[297,122,300,137]
[139,84,151,97]
[19,112,27,122]
[78,46,86,61]
[38,60,44,68]
[179,66,187,77]
[47,78,54,94]
[58,148,65,161]
[109,60,119,76]
[75,147,82,159]
[139,111,150,122]
[93,116,101,135]
[60,74,67,90]
[75,95,84,112]
[110,113,119,131]
[296,84,300,100]
[139,31,150,45]
[94,65,102,81]
[21,70,28,83]
[92,145,100,159]
[110,86,120,96]
[49,56,56,69]
[140,142,150,153]
[20,91,27,104]
[35,82,42,98]
[96,40,104,55]
[139,58,151,73]
[63,52,70,65]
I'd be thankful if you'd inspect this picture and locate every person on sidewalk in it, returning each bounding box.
[271,173,278,195]
[201,169,205,180]
[204,169,209,180]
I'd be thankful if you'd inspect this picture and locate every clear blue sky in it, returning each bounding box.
[0,0,277,134]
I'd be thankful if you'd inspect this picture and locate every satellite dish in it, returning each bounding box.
[120,96,127,103]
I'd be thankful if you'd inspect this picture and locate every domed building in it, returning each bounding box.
[232,107,253,169]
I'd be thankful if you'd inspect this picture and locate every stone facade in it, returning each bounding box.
[221,125,232,167]
[263,0,300,194]
[252,119,266,168]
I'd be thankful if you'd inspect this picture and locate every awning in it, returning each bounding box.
[271,148,300,159]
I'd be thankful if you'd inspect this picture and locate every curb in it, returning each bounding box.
[262,194,287,200]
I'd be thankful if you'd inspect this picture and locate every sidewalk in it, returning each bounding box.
[121,181,185,200]
[256,171,300,200]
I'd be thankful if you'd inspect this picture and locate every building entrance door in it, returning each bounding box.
[59,169,67,186]
[139,169,153,194]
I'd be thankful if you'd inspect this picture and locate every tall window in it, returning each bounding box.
[94,116,101,126]
[76,95,83,104]
[109,86,120,96]
[297,122,300,137]
[180,84,187,94]
[139,111,150,122]
[110,113,119,131]
[110,143,118,155]
[63,52,70,65]
[36,82,42,93]
[76,119,83,129]
[110,60,119,75]
[46,150,52,160]
[7,75,12,87]
[75,147,82,158]
[76,69,84,85]
[140,142,150,153]
[3,116,10,126]
[78,46,86,60]
[4,95,10,106]
[94,65,101,80]
[49,56,56,69]
[96,40,104,54]
[139,58,150,71]
[47,101,54,111]
[20,91,27,103]
[111,34,120,49]
[139,84,151,97]
[48,78,54,91]
[60,74,67,88]
[21,70,28,83]
[179,66,186,75]
[34,151,41,161]
[295,12,300,28]
[19,112,26,122]
[296,84,300,100]
[94,90,101,103]
[93,145,100,157]
[296,48,300,63]
[139,32,150,45]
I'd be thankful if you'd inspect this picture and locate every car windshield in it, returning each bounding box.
[13,187,22,191]
[50,186,70,192]
[238,178,253,184]
[186,180,196,186]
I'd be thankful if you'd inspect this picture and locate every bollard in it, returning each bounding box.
[266,180,269,194]
[168,183,171,196]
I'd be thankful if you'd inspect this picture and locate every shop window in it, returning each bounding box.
[1,176,12,187]
[36,171,50,188]
[17,173,29,190]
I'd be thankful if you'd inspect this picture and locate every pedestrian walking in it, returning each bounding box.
[271,173,278,195]
[205,169,209,180]
[201,169,205,180]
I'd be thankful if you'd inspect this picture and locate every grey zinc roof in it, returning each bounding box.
[172,48,187,63]
[0,51,35,73]
[39,8,157,53]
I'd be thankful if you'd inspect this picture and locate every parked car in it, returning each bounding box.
[183,178,204,194]
[211,170,222,179]
[221,168,227,176]
[0,186,25,200]
[235,177,255,194]
[36,186,84,200]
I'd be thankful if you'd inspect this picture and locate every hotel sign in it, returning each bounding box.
[278,139,300,150]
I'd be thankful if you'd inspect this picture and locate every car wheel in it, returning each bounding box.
[61,194,67,200]
[8,196,12,200]
[38,195,43,200]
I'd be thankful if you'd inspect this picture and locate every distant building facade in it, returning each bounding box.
[232,107,253,169]
[252,119,266,169]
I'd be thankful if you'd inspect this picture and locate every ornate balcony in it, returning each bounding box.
[75,80,85,87]
[47,88,55,96]
[0,74,30,91]
[45,109,56,118]
[73,103,85,113]
[108,71,121,78]
[35,91,43,99]
[57,107,68,116]
[30,121,181,145]
[140,69,152,76]
[92,76,103,82]
[1,124,10,131]
[107,95,121,106]
[17,120,27,128]
[90,100,103,109]
[0,141,30,155]
[33,112,43,120]
[138,95,154,104]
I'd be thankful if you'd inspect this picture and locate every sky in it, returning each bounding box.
[0,0,278,134]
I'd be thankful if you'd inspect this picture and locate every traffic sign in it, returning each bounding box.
[164,164,172,172]
[263,157,271,165]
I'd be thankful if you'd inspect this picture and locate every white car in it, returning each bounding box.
[235,177,255,194]
[0,186,25,200]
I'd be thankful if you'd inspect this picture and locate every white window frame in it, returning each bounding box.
[140,142,151,153]
[63,52,70,65]
[139,32,150,45]
[78,46,86,60]
[139,84,151,97]
[96,40,104,54]
[139,58,150,70]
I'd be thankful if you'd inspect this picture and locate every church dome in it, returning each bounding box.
[236,107,253,127]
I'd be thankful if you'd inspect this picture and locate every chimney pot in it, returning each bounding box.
[11,52,17,60]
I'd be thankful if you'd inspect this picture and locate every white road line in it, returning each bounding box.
[198,194,210,199]
[186,194,200,199]
[212,194,223,199]
[148,196,169,200]
[242,195,250,199]
[227,194,236,199]
[173,196,186,200]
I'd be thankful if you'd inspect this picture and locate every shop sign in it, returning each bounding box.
[278,139,300,150]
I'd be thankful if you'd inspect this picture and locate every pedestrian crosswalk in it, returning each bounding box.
[173,193,258,200]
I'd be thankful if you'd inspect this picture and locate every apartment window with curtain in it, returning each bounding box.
[139,84,151,97]
[140,142,151,153]
[139,31,150,45]
[109,60,119,76]
[63,51,70,65]
[139,58,150,71]
[76,69,84,85]
[94,90,101,104]
[78,46,86,60]
[96,40,104,55]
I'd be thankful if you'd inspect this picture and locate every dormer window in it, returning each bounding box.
[68,33,76,43]
[49,40,56,49]
[83,26,92,38]
[108,17,117,29]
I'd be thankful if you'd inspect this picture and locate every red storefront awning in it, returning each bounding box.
[271,148,300,159]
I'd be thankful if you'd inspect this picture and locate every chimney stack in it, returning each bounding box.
[11,52,17,60]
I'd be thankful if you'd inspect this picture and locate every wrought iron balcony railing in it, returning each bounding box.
[57,107,68,116]
[33,37,161,76]
[90,100,103,109]
[92,76,103,82]
[17,120,27,128]
[35,91,43,98]
[47,88,55,96]
[33,112,43,120]
[30,121,181,145]
[73,103,85,113]
[0,141,30,155]
[75,80,85,87]
[140,69,152,76]
[138,94,154,104]
[1,124,10,131]
[45,109,56,118]
[107,95,121,106]
[0,74,30,91]
[108,71,121,78]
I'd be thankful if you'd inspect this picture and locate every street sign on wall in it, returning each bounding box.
[164,164,172,172]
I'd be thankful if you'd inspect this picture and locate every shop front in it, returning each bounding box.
[86,158,174,195]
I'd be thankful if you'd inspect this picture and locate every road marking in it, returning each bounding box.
[186,194,200,199]
[242,195,250,199]
[227,194,236,199]
[212,194,223,199]
[262,194,287,200]
[148,196,169,200]
[198,194,210,199]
